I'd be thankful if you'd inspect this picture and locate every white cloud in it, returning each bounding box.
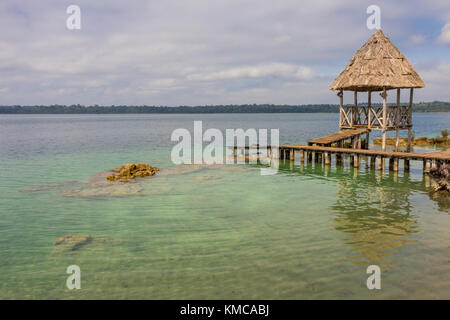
[437,22,450,44]
[0,0,449,105]
[188,63,314,81]
[409,34,426,45]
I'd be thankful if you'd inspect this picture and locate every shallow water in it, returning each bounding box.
[0,113,448,299]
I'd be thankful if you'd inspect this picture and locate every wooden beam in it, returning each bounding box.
[352,91,357,127]
[339,90,343,130]
[368,91,372,129]
[407,88,414,152]
[395,88,400,151]
[381,87,387,151]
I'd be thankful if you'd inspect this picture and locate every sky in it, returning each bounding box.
[0,0,450,106]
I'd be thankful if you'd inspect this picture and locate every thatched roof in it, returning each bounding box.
[330,30,425,92]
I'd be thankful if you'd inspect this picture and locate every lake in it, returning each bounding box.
[0,113,448,299]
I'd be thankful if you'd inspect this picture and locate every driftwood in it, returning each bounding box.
[427,164,450,192]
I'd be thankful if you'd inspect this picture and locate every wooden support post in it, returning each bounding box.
[365,132,370,149]
[404,159,410,172]
[381,87,387,151]
[290,149,294,161]
[353,154,360,168]
[307,152,312,163]
[324,152,331,165]
[407,128,413,152]
[368,91,372,129]
[376,157,382,171]
[316,152,322,163]
[370,156,375,169]
[431,160,437,170]
[424,173,430,188]
[395,128,400,152]
[395,88,401,152]
[353,91,357,127]
[389,157,394,171]
[393,158,399,172]
[425,160,431,171]
[407,88,414,152]
[357,135,362,149]
[299,150,304,164]
[339,90,343,130]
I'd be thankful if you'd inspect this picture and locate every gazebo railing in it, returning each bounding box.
[340,105,412,130]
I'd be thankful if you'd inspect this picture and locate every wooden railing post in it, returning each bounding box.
[381,87,387,151]
[338,90,343,130]
[407,88,414,152]
[395,88,400,151]
[368,91,372,129]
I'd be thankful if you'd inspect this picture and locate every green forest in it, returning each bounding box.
[1,101,449,114]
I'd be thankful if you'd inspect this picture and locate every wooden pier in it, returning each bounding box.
[233,144,450,172]
[308,129,370,149]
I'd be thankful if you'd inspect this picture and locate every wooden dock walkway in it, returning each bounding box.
[308,129,369,147]
[233,144,450,172]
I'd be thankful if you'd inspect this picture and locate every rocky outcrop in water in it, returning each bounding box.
[106,163,159,182]
[20,164,246,198]
[428,163,450,192]
[54,235,92,251]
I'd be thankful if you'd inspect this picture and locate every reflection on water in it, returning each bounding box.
[1,113,449,299]
[275,158,444,270]
[331,169,420,268]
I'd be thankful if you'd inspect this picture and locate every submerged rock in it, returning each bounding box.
[54,235,92,251]
[195,174,223,181]
[19,181,83,193]
[60,183,144,198]
[106,163,159,182]
[21,163,247,198]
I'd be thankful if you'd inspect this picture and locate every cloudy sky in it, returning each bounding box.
[1,0,450,106]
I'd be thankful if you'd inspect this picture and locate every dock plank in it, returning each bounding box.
[308,130,368,145]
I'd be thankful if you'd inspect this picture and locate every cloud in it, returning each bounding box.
[0,0,449,105]
[409,34,426,45]
[437,22,450,44]
[188,63,314,81]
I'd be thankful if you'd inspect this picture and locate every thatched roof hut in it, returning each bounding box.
[330,30,424,92]
[330,30,425,152]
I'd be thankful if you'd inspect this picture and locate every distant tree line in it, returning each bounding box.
[0,101,449,114]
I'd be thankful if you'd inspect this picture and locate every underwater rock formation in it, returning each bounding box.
[20,163,246,198]
[195,173,223,181]
[54,235,92,251]
[107,163,159,182]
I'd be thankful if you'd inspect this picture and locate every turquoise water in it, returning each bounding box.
[0,113,448,299]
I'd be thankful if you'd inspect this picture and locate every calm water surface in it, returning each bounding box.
[0,113,448,299]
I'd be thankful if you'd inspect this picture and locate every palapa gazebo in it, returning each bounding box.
[330,29,425,152]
